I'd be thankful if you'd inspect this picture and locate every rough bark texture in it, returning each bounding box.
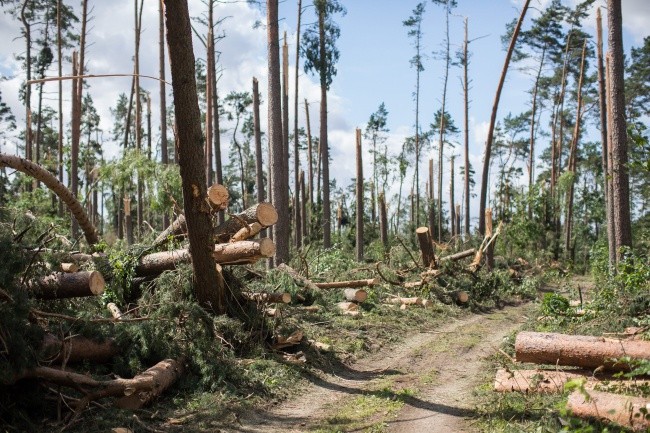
[214,202,278,243]
[319,6,331,248]
[463,17,470,236]
[1,156,99,246]
[515,331,650,371]
[158,0,168,166]
[440,248,476,262]
[164,0,223,313]
[28,270,105,299]
[567,389,650,432]
[242,291,291,304]
[607,0,633,260]
[494,368,590,393]
[268,0,289,265]
[379,191,388,248]
[416,226,436,268]
[253,77,265,205]
[293,0,303,249]
[41,334,117,364]
[478,0,530,235]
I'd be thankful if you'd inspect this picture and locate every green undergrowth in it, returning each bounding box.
[473,246,650,433]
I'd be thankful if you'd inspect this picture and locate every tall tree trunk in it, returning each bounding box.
[304,98,313,237]
[293,0,303,249]
[607,0,632,260]
[463,17,470,238]
[355,128,363,262]
[449,155,455,238]
[70,51,80,239]
[379,191,388,248]
[564,40,586,258]
[253,78,265,203]
[159,0,168,167]
[20,0,32,163]
[134,0,144,238]
[282,33,291,240]
[268,0,289,265]
[205,28,213,187]
[319,7,331,248]
[208,0,224,225]
[57,0,64,216]
[163,0,223,313]
[478,0,530,235]
[596,7,615,268]
[437,1,452,242]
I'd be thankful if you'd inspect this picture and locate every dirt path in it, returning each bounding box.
[231,303,532,433]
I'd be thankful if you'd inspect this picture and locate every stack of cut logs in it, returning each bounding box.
[495,331,650,432]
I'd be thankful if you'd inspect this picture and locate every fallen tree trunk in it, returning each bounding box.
[494,368,592,393]
[41,334,118,364]
[214,202,278,244]
[152,214,186,247]
[136,239,275,276]
[388,296,423,306]
[230,222,264,242]
[567,389,650,432]
[440,248,476,262]
[276,263,319,291]
[416,226,436,268]
[115,358,185,409]
[28,270,105,299]
[343,288,367,303]
[0,153,99,245]
[60,263,79,273]
[314,278,378,290]
[515,331,650,371]
[242,291,291,304]
[337,301,360,315]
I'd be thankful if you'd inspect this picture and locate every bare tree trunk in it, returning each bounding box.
[208,1,224,225]
[462,17,470,238]
[528,47,545,220]
[293,0,303,249]
[134,0,144,238]
[159,0,168,167]
[268,0,289,265]
[300,170,307,244]
[163,0,223,313]
[355,128,363,262]
[437,2,452,242]
[607,0,632,260]
[318,7,331,248]
[70,51,80,239]
[253,78,265,204]
[20,0,32,163]
[304,98,313,237]
[57,0,64,216]
[205,28,213,187]
[449,155,455,238]
[379,191,388,248]
[478,0,530,235]
[124,196,133,245]
[596,8,615,269]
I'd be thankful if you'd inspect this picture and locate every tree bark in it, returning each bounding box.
[314,278,378,290]
[355,128,364,261]
[379,191,388,248]
[607,0,633,260]
[214,202,278,243]
[241,291,291,304]
[41,333,117,364]
[318,6,331,248]
[494,368,593,393]
[159,0,168,167]
[208,0,224,225]
[164,0,223,313]
[305,99,314,229]
[567,389,650,432]
[28,270,105,299]
[293,2,303,249]
[440,248,476,262]
[115,358,184,410]
[0,153,99,245]
[416,226,436,268]
[515,331,650,372]
[343,288,367,303]
[478,0,530,235]
[253,77,265,207]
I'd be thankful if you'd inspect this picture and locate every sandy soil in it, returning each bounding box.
[227,303,532,433]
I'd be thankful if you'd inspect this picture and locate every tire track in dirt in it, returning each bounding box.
[230,303,532,433]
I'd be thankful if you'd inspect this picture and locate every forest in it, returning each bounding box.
[0,0,649,432]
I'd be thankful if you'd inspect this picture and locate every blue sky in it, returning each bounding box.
[0,0,648,226]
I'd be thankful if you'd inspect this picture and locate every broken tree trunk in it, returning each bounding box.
[60,263,79,273]
[207,183,229,210]
[41,333,118,364]
[28,270,105,299]
[0,153,99,245]
[152,214,186,247]
[230,222,263,242]
[416,226,437,268]
[241,291,291,304]
[314,278,378,289]
[567,389,650,432]
[388,296,423,306]
[440,248,476,262]
[214,202,278,243]
[343,288,367,303]
[115,358,185,409]
[136,239,276,276]
[276,263,319,291]
[107,302,124,320]
[515,331,650,371]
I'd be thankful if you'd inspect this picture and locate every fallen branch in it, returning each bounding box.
[115,358,185,409]
[241,292,291,304]
[314,278,378,290]
[440,248,476,262]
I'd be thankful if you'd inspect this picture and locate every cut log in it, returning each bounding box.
[28,270,105,299]
[567,389,650,432]
[314,278,378,289]
[214,202,278,244]
[515,331,650,371]
[107,303,124,320]
[207,183,229,210]
[343,288,367,303]
[242,291,291,304]
[213,238,275,264]
[421,269,442,280]
[136,239,275,276]
[60,263,79,273]
[415,226,437,268]
[115,358,185,409]
[494,368,591,393]
[230,222,264,242]
[276,263,319,291]
[388,296,423,306]
[152,214,187,248]
[440,248,476,262]
[450,290,470,305]
[403,281,423,289]
[42,334,118,364]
